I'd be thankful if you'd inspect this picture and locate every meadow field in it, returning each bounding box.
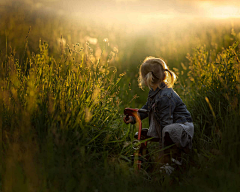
[1,1,240,191]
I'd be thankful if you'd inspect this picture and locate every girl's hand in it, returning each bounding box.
[123,116,133,124]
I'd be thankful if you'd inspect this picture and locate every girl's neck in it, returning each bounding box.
[151,84,159,91]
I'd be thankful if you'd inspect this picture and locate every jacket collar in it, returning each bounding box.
[148,82,166,98]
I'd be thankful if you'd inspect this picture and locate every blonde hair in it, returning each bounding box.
[138,56,177,89]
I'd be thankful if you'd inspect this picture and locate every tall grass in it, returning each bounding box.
[184,39,240,167]
[0,35,132,191]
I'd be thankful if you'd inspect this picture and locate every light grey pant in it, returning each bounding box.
[162,122,194,150]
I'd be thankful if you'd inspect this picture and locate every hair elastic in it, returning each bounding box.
[150,71,159,79]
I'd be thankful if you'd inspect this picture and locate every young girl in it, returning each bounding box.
[123,56,194,169]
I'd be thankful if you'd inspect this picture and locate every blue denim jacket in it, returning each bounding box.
[132,82,193,129]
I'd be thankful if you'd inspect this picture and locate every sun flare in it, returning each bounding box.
[208,5,240,19]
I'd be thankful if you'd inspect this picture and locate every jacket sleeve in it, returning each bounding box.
[131,101,149,124]
[155,96,174,128]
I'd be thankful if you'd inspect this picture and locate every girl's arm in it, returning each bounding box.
[138,102,149,120]
[130,101,149,124]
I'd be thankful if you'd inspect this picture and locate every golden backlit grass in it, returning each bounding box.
[0,37,127,191]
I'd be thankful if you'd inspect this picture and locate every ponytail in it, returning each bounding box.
[145,72,153,89]
[164,69,177,88]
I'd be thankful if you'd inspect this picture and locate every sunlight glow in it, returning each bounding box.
[208,6,240,19]
[27,0,240,30]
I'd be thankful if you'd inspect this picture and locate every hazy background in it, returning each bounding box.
[2,0,240,105]
[2,0,240,25]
